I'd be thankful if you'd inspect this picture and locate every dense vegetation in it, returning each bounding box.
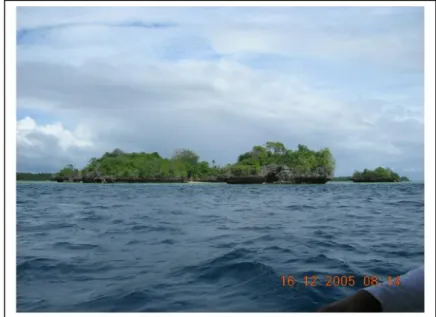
[352,167,404,182]
[17,149,413,184]
[54,142,336,180]
[225,142,335,178]
[16,172,53,181]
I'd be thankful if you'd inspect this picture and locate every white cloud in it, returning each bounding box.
[16,117,97,172]
[17,116,93,150]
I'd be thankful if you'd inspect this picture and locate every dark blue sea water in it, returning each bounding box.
[17,182,424,312]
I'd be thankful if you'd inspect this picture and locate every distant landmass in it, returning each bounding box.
[330,174,411,182]
[17,172,54,182]
[16,142,410,184]
[351,167,410,183]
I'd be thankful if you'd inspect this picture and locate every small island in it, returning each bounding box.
[48,142,337,185]
[16,144,412,185]
[351,167,409,183]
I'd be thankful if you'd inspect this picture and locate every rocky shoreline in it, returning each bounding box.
[53,176,226,184]
[52,174,331,184]
[52,176,403,184]
[351,178,399,183]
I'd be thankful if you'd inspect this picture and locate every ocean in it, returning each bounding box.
[16,182,424,312]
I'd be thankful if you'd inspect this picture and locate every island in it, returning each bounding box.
[351,167,408,183]
[16,147,413,185]
[49,142,337,184]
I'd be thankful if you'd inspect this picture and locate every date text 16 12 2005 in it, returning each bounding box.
[281,275,401,288]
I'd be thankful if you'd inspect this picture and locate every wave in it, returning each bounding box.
[390,200,424,207]
[17,182,424,312]
[80,214,107,222]
[18,222,80,232]
[239,225,283,231]
[286,204,317,210]
[309,239,359,252]
[130,225,182,234]
[70,289,161,312]
[17,257,112,279]
[53,242,101,250]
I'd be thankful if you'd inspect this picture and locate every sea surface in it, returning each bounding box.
[16,182,424,312]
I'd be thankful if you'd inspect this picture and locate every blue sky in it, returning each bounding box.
[16,6,424,180]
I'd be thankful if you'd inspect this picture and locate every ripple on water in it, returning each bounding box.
[53,242,101,251]
[16,182,424,312]
[17,257,112,280]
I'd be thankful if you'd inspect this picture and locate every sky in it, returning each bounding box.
[16,6,425,180]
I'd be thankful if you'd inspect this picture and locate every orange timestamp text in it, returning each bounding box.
[281,275,401,288]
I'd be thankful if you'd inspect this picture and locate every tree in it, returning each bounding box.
[172,149,199,165]
[57,164,78,178]
[112,148,124,156]
[265,141,286,155]
[317,148,336,177]
[251,145,268,165]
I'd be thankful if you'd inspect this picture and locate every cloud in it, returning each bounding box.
[16,117,96,172]
[16,6,424,180]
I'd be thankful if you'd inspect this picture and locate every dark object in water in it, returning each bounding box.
[226,176,266,184]
[225,175,330,185]
[351,178,398,183]
[293,177,329,184]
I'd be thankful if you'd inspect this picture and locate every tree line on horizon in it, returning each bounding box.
[16,142,410,182]
[50,142,336,180]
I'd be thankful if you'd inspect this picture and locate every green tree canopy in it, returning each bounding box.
[352,167,401,181]
[57,164,79,178]
[56,141,337,180]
